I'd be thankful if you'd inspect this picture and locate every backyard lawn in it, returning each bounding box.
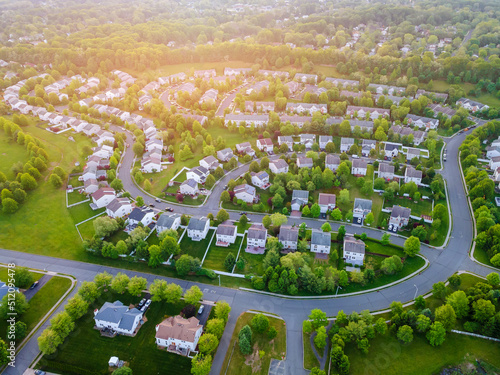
[0,131,30,179]
[203,235,243,271]
[383,196,433,217]
[67,191,89,206]
[220,312,287,375]
[38,292,191,375]
[179,229,215,260]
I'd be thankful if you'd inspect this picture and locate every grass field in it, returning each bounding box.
[302,330,320,370]
[203,235,243,271]
[384,196,433,217]
[179,229,214,260]
[344,331,500,375]
[0,119,94,260]
[67,191,89,205]
[38,292,191,375]
[0,131,30,180]
[0,271,72,342]
[220,312,287,375]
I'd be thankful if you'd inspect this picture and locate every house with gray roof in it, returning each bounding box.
[187,217,210,241]
[217,148,235,162]
[352,159,368,176]
[106,198,133,219]
[389,206,411,232]
[269,159,289,174]
[246,223,267,253]
[343,235,365,266]
[325,154,341,171]
[406,147,421,161]
[404,166,423,185]
[186,166,209,183]
[278,225,299,250]
[216,224,237,247]
[310,231,331,254]
[319,136,332,150]
[340,137,355,153]
[94,300,143,336]
[234,184,256,203]
[199,155,220,171]
[251,171,270,189]
[180,178,199,195]
[299,134,316,148]
[297,157,313,169]
[361,139,376,156]
[280,115,313,128]
[128,207,155,227]
[278,136,294,149]
[224,114,269,127]
[156,213,181,234]
[378,163,395,180]
[318,193,336,214]
[353,198,372,225]
[291,190,309,211]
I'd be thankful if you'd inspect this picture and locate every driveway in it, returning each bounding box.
[23,275,53,302]
[197,303,212,327]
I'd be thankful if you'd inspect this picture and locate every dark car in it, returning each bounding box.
[166,207,174,212]
[30,281,39,290]
[240,212,247,215]
[149,204,155,207]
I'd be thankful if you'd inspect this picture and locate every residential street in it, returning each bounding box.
[2,126,495,375]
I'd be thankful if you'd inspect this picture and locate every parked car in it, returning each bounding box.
[166,207,174,212]
[141,299,152,312]
[34,371,46,375]
[137,298,146,309]
[30,281,39,290]
[198,305,205,315]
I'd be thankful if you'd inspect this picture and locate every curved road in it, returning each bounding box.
[3,127,497,375]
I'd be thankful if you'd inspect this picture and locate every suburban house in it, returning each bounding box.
[187,217,210,241]
[384,143,401,159]
[325,154,341,171]
[224,67,251,76]
[406,147,420,161]
[280,115,312,128]
[246,223,267,253]
[413,131,426,146]
[245,101,275,113]
[199,88,218,104]
[388,205,411,232]
[361,139,376,156]
[180,179,199,195]
[285,81,300,94]
[141,155,162,173]
[91,188,116,209]
[325,78,359,88]
[155,315,202,355]
[340,137,355,153]
[295,73,318,83]
[245,80,269,95]
[297,157,313,169]
[235,142,255,157]
[269,159,289,174]
[127,207,155,228]
[417,90,448,102]
[368,84,405,96]
[352,159,368,176]
[291,190,309,211]
[84,178,101,194]
[378,163,395,180]
[186,166,209,184]
[199,156,220,171]
[343,235,366,266]
[278,225,299,250]
[352,198,373,225]
[277,136,294,150]
[251,171,270,189]
[404,166,423,185]
[216,224,237,247]
[145,138,163,153]
[234,184,256,203]
[489,156,500,170]
[106,198,133,219]
[318,193,336,214]
[256,138,274,152]
[310,231,331,254]
[94,301,143,336]
[217,148,235,162]
[224,114,269,127]
[427,103,456,119]
[406,114,439,130]
[259,70,289,79]
[319,136,332,150]
[194,69,216,78]
[156,213,181,234]
[299,134,316,149]
[346,106,390,120]
[456,98,489,112]
[286,103,327,115]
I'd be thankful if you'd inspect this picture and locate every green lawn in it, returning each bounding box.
[179,229,214,260]
[0,272,72,342]
[0,119,94,260]
[0,131,30,180]
[384,196,433,217]
[67,191,89,206]
[303,330,320,370]
[238,237,266,276]
[68,204,105,225]
[77,219,96,240]
[344,331,500,375]
[220,312,287,375]
[38,292,191,375]
[203,235,243,271]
